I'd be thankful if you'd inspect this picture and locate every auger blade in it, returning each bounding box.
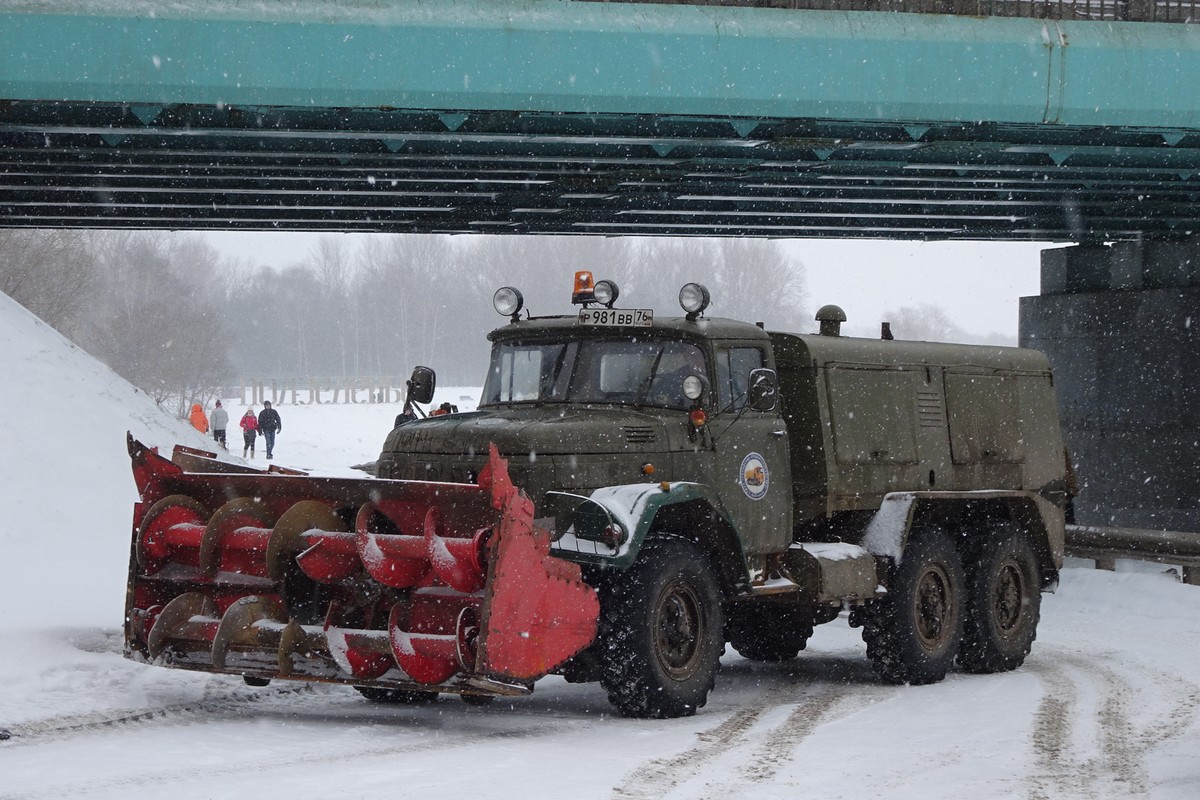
[124,435,600,699]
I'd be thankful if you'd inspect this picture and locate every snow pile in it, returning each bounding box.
[0,290,484,629]
[0,292,223,629]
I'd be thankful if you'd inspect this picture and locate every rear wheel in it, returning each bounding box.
[354,686,439,705]
[727,603,812,662]
[863,527,965,685]
[599,538,724,719]
[958,525,1041,673]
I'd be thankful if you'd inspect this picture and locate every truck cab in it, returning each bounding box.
[378,277,794,569]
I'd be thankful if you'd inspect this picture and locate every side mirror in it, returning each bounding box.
[407,366,436,405]
[747,368,779,412]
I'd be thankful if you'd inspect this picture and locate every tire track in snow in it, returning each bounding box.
[1027,659,1078,800]
[612,676,889,800]
[706,682,894,800]
[730,685,846,784]
[3,683,317,746]
[1026,648,1200,799]
[610,683,792,800]
[4,701,574,798]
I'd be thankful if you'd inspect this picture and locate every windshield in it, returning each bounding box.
[481,337,707,410]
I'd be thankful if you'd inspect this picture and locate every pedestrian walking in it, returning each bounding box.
[258,401,282,460]
[240,408,259,458]
[189,403,209,434]
[210,400,229,450]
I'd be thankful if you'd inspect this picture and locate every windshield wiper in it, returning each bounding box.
[635,349,667,406]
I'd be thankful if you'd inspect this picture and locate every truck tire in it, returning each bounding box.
[599,538,725,719]
[727,604,812,662]
[354,686,439,705]
[863,527,965,685]
[957,526,1041,674]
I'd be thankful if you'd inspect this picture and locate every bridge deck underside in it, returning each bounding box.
[4,2,1200,240]
[3,102,1199,240]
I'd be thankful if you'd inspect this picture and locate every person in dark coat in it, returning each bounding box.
[258,401,282,460]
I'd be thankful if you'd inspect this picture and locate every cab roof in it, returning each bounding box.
[487,314,771,342]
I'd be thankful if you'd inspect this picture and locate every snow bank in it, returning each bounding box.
[0,290,484,630]
[0,293,223,629]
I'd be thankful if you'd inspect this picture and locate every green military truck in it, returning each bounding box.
[125,271,1065,719]
[375,273,1067,718]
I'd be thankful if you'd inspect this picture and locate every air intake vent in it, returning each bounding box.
[623,425,657,444]
[917,390,946,428]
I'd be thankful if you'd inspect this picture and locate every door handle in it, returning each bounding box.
[770,430,787,437]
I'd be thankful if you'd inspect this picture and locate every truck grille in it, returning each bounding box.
[623,425,657,444]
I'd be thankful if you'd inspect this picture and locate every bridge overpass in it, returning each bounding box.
[2,0,1200,239]
[2,0,1199,534]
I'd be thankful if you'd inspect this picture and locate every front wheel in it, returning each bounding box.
[863,527,965,685]
[958,525,1041,673]
[599,538,724,719]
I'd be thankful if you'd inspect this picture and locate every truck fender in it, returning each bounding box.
[550,482,743,576]
[860,492,918,563]
[860,490,1064,586]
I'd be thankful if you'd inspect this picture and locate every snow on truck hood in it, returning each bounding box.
[382,407,673,457]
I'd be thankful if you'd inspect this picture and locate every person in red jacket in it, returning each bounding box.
[240,408,259,458]
[189,403,208,434]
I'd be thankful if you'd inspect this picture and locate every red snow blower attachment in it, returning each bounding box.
[124,435,600,699]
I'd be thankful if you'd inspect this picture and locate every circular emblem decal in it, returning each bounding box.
[738,452,769,500]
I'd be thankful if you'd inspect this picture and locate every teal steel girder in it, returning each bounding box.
[3,0,1198,126]
[2,0,1200,239]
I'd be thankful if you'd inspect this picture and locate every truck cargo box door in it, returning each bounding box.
[826,366,920,466]
[944,372,1024,464]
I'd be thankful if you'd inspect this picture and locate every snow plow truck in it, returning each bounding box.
[124,272,1068,719]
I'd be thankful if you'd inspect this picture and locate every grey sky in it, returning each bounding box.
[200,232,1048,338]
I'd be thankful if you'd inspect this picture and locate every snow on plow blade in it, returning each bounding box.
[124,435,599,698]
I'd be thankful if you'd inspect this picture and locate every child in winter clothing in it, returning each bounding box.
[189,403,209,434]
[240,409,259,458]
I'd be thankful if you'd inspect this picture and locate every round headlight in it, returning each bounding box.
[493,286,524,317]
[682,375,704,401]
[679,283,711,315]
[593,279,619,307]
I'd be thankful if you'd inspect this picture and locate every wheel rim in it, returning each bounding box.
[654,578,705,680]
[913,564,954,648]
[992,556,1026,636]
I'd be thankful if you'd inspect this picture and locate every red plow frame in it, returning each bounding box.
[124,435,599,698]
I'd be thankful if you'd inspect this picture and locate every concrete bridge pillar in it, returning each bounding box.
[1019,237,1200,531]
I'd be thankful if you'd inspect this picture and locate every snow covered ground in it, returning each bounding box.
[2,290,1199,799]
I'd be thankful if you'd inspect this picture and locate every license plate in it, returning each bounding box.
[577,308,654,327]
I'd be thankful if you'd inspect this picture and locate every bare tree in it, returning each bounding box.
[82,232,232,411]
[0,229,98,339]
[211,234,809,387]
[880,303,1003,343]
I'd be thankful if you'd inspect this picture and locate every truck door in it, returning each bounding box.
[710,345,793,555]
